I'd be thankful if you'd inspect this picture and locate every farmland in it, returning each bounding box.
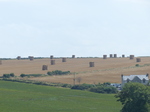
[0,80,121,112]
[0,57,150,84]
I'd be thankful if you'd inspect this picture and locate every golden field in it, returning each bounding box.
[0,57,150,84]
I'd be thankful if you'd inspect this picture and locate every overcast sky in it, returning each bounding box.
[0,0,150,58]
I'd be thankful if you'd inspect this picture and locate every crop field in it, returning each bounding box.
[0,57,150,84]
[0,80,121,112]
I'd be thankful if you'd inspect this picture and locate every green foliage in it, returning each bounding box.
[0,80,121,112]
[20,74,26,77]
[61,84,73,88]
[3,73,15,78]
[10,73,15,77]
[20,74,43,77]
[102,82,111,86]
[71,83,118,94]
[3,74,11,78]
[115,82,150,112]
[47,70,70,76]
[90,86,118,94]
[71,83,95,90]
[135,64,139,67]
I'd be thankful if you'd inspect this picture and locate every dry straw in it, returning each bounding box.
[114,54,117,58]
[42,65,48,70]
[29,56,34,61]
[62,58,66,62]
[136,58,141,62]
[110,54,113,58]
[72,55,75,58]
[17,56,21,60]
[130,55,134,60]
[50,55,53,59]
[103,55,107,59]
[51,60,55,65]
[89,62,94,67]
[122,55,125,58]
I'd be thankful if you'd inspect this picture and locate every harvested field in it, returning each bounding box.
[0,57,150,84]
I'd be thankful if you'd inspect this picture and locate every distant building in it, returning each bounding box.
[121,74,149,87]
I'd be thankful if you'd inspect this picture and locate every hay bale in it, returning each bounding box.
[110,54,113,58]
[103,55,107,59]
[89,62,94,67]
[51,60,55,65]
[42,65,48,70]
[136,58,141,62]
[114,54,117,58]
[50,55,53,59]
[17,56,21,60]
[122,55,125,58]
[28,56,34,61]
[130,55,134,60]
[62,58,66,62]
[72,55,75,58]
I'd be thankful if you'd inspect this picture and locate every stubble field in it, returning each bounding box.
[0,57,150,84]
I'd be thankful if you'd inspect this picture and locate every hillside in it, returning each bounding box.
[0,57,150,84]
[0,80,121,112]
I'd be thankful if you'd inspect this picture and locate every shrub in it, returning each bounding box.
[20,74,43,78]
[20,74,26,77]
[3,74,11,78]
[61,84,72,88]
[71,84,95,90]
[10,73,15,77]
[3,73,15,78]
[90,86,118,94]
[47,70,70,76]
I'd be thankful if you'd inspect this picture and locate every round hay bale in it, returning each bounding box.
[122,55,125,58]
[17,56,21,60]
[103,55,107,59]
[72,55,75,58]
[50,55,53,59]
[114,54,117,58]
[42,65,48,70]
[110,54,113,58]
[62,58,66,62]
[130,55,134,60]
[136,58,141,62]
[51,60,55,65]
[89,62,94,67]
[29,56,34,61]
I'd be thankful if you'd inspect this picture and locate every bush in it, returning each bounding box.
[90,86,118,94]
[3,74,11,78]
[10,73,15,77]
[47,70,70,76]
[20,74,26,77]
[20,74,43,78]
[71,84,95,90]
[61,84,72,88]
[3,73,15,78]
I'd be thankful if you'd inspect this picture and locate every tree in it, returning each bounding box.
[20,74,26,78]
[115,82,150,112]
[10,73,15,77]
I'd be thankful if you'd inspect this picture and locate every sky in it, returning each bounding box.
[0,0,150,58]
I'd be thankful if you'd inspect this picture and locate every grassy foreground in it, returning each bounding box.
[0,81,121,112]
